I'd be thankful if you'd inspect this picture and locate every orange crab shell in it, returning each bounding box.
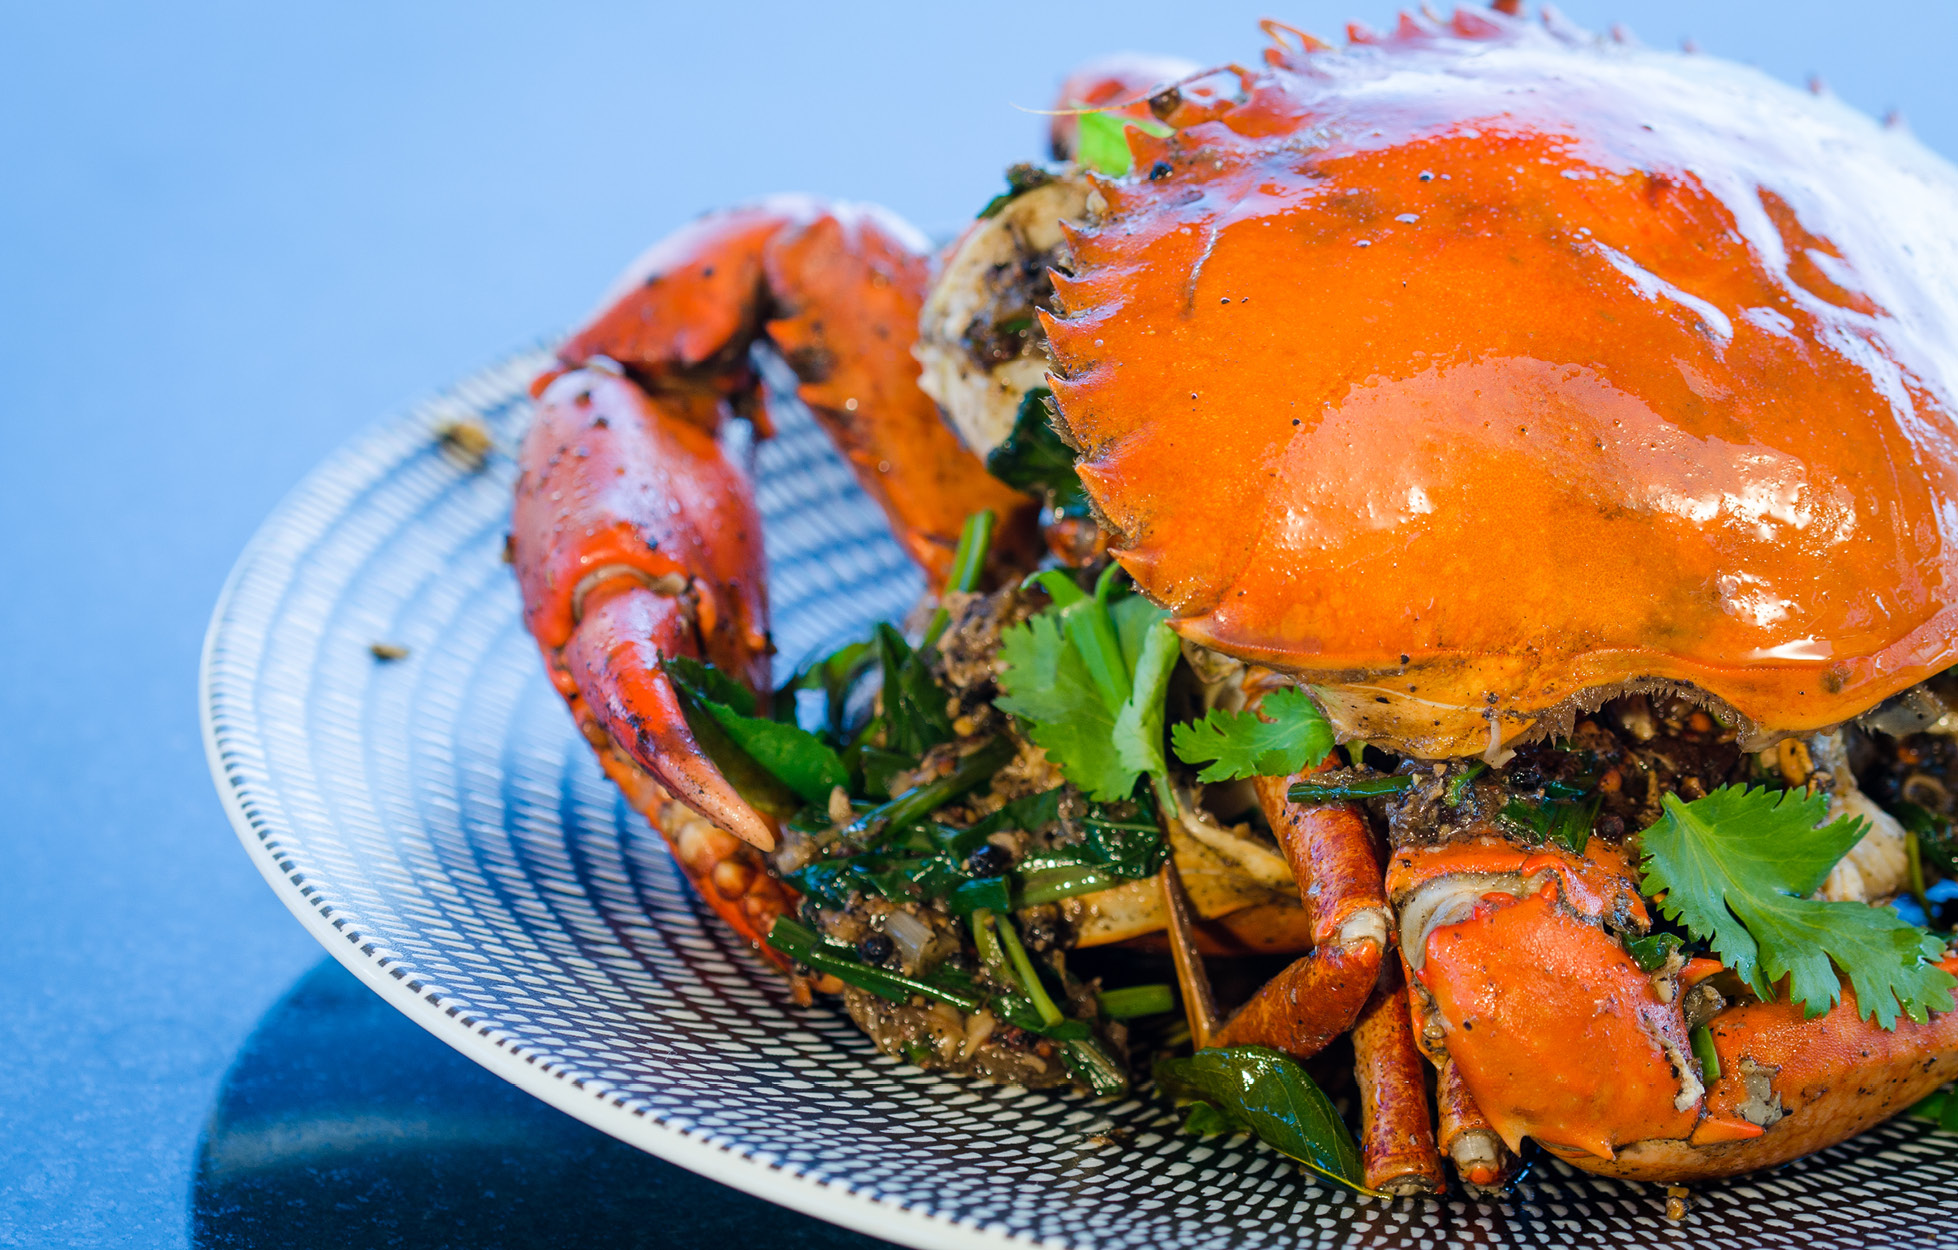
[1044,12,1958,758]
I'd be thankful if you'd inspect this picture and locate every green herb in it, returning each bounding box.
[1690,1024,1721,1082]
[1181,1102,1244,1136]
[857,746,916,799]
[787,840,968,908]
[970,908,1016,987]
[664,657,846,809]
[1287,774,1412,804]
[1171,687,1335,783]
[1015,863,1122,907]
[764,917,984,1011]
[1075,108,1173,178]
[1896,800,1958,876]
[950,875,1013,915]
[994,911,1063,1027]
[976,162,1055,220]
[1098,983,1175,1018]
[846,736,1016,841]
[1446,761,1488,806]
[775,638,873,731]
[1639,785,1957,1028]
[1113,617,1180,797]
[943,787,1063,857]
[984,388,1091,518]
[1154,1046,1373,1194]
[1625,932,1683,973]
[1542,777,1592,801]
[1909,1085,1958,1133]
[1068,565,1136,714]
[997,567,1173,803]
[873,623,955,758]
[1499,793,1600,855]
[922,510,995,649]
[1062,1037,1130,1095]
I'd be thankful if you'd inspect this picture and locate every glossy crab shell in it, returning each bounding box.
[1044,11,1958,759]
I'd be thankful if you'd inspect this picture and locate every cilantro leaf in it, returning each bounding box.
[998,570,1176,803]
[1170,687,1334,783]
[1075,108,1173,177]
[1113,618,1179,778]
[1640,785,1956,1028]
[996,608,1132,800]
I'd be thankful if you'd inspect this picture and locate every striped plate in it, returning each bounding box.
[201,347,1958,1249]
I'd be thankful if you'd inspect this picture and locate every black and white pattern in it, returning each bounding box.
[201,348,1958,1249]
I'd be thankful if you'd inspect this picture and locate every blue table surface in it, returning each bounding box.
[5,3,1957,1246]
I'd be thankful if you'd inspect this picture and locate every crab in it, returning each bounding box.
[512,3,1958,1197]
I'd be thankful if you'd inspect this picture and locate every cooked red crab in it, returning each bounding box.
[511,4,1958,1197]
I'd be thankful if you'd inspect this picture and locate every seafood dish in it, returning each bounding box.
[507,3,1958,1200]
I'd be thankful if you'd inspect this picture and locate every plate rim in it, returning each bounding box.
[196,349,1028,1250]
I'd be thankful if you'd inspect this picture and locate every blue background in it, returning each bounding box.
[4,2,1956,1245]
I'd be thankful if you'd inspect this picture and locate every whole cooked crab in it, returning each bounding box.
[511,6,1958,1197]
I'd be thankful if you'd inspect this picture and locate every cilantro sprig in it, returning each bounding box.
[1170,687,1334,783]
[1639,785,1956,1029]
[996,564,1176,805]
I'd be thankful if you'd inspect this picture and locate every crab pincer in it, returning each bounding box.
[512,196,1040,951]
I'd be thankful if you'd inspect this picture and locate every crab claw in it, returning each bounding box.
[566,577,775,851]
[1392,835,1958,1181]
[513,367,775,851]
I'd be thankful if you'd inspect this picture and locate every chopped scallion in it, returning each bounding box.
[1690,1023,1721,1082]
[847,736,1015,841]
[765,917,983,1012]
[1098,983,1175,1019]
[994,913,1063,1027]
[1288,774,1413,804]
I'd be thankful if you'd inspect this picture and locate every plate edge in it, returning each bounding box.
[194,350,1054,1250]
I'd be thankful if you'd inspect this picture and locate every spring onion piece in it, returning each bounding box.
[1288,774,1413,804]
[1062,1037,1130,1095]
[846,736,1015,840]
[970,909,1014,989]
[994,913,1063,1027]
[1016,863,1122,908]
[884,910,936,967]
[1446,761,1488,805]
[922,510,996,648]
[1690,1023,1721,1082]
[1907,828,1934,925]
[765,917,984,1011]
[1098,983,1175,1019]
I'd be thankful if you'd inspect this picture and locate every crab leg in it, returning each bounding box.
[1352,965,1445,1195]
[551,196,1039,590]
[1433,1052,1509,1189]
[1209,773,1392,1059]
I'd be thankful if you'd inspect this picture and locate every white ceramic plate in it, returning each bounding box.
[202,347,1958,1249]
